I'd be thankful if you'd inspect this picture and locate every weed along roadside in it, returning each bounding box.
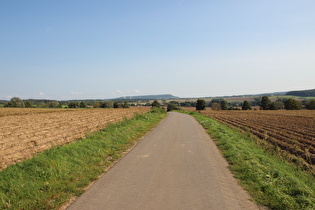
[0,108,167,209]
[182,110,315,209]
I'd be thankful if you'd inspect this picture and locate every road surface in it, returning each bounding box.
[68,112,259,210]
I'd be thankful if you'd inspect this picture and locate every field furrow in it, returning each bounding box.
[0,107,150,169]
[195,109,315,165]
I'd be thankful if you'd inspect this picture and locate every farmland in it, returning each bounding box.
[0,107,150,170]
[193,109,315,167]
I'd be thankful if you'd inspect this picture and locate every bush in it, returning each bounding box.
[150,107,166,114]
[167,103,181,112]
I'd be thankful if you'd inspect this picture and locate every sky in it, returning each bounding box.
[1,0,315,100]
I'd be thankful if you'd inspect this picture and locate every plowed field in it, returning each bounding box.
[0,107,150,170]
[195,109,315,165]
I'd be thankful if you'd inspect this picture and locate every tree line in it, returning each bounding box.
[2,96,315,110]
[196,96,315,110]
[2,97,132,109]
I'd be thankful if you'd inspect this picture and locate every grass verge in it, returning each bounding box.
[184,111,315,209]
[0,108,167,209]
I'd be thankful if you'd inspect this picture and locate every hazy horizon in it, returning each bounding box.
[1,1,314,100]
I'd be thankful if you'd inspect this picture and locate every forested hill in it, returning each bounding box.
[286,89,315,97]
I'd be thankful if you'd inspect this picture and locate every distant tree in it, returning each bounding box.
[37,102,47,108]
[284,99,302,110]
[220,100,228,110]
[208,99,223,107]
[7,97,24,108]
[253,97,262,106]
[268,102,278,110]
[305,99,315,110]
[152,100,161,108]
[100,101,113,108]
[113,102,119,108]
[242,101,252,110]
[260,96,271,110]
[211,102,221,110]
[196,99,206,110]
[68,102,79,108]
[93,102,100,108]
[180,101,196,107]
[167,103,181,112]
[48,101,61,108]
[24,100,33,108]
[274,101,284,109]
[122,101,129,108]
[169,101,180,106]
[79,101,87,108]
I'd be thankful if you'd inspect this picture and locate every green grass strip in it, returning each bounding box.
[0,109,167,209]
[185,111,315,209]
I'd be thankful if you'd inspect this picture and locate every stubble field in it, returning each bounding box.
[0,107,150,170]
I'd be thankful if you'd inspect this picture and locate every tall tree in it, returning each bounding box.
[242,101,252,110]
[220,100,228,110]
[260,96,271,110]
[196,99,206,110]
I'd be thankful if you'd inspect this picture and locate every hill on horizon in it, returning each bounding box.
[286,89,315,97]
[115,94,179,100]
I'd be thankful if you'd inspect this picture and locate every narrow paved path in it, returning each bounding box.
[68,112,259,210]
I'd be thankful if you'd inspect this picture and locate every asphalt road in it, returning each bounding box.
[68,112,259,210]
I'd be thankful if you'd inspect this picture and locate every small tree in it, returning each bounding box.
[284,99,302,110]
[152,100,161,108]
[196,99,206,110]
[211,102,221,110]
[122,101,129,108]
[242,101,252,110]
[260,96,271,110]
[80,101,87,108]
[306,99,315,110]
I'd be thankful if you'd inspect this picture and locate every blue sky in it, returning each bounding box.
[1,0,314,100]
